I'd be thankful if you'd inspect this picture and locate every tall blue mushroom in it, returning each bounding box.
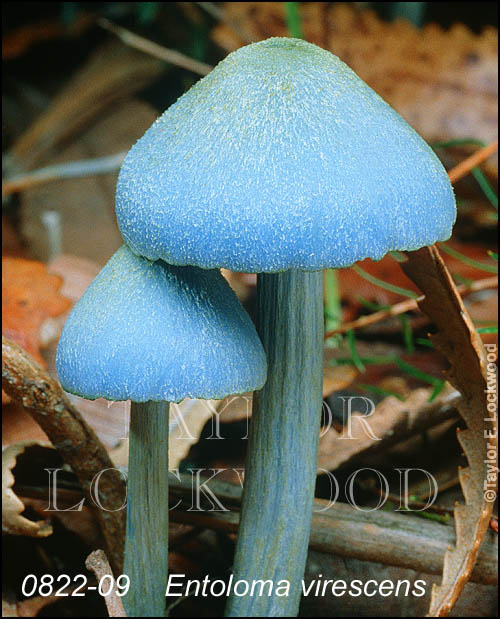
[56,245,267,617]
[115,38,456,617]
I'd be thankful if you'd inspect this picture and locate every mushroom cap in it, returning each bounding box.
[116,37,456,273]
[56,246,267,402]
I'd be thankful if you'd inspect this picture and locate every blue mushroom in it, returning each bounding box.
[56,245,266,617]
[57,245,267,402]
[116,37,455,273]
[115,38,456,617]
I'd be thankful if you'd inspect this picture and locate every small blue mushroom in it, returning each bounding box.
[56,245,267,402]
[56,245,266,617]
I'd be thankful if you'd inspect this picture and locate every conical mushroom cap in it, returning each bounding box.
[116,37,456,273]
[56,246,267,402]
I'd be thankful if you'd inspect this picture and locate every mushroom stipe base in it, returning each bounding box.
[123,401,170,617]
[226,270,324,617]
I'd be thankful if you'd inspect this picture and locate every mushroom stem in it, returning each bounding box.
[124,401,169,617]
[226,270,323,617]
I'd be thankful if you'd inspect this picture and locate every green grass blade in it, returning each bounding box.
[471,168,498,209]
[477,326,498,334]
[416,337,434,349]
[399,314,415,353]
[284,2,303,38]
[324,269,342,347]
[439,244,498,274]
[431,139,498,208]
[346,329,366,373]
[431,138,486,149]
[394,358,444,389]
[356,295,391,312]
[352,265,419,299]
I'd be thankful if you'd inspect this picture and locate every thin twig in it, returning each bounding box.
[85,550,127,617]
[196,2,254,43]
[196,2,225,21]
[2,152,127,197]
[98,18,212,76]
[324,275,498,339]
[166,474,497,585]
[2,336,126,575]
[418,476,460,501]
[366,484,455,516]
[448,139,499,184]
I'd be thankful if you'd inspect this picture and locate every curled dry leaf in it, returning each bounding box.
[2,441,53,538]
[401,245,498,617]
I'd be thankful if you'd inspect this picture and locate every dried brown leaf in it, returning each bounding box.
[20,98,157,265]
[169,399,219,470]
[401,245,498,617]
[318,385,459,472]
[6,40,163,173]
[2,400,49,445]
[2,441,53,538]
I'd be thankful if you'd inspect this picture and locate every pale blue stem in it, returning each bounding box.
[123,401,169,617]
[226,270,324,616]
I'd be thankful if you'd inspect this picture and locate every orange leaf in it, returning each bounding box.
[2,257,70,366]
